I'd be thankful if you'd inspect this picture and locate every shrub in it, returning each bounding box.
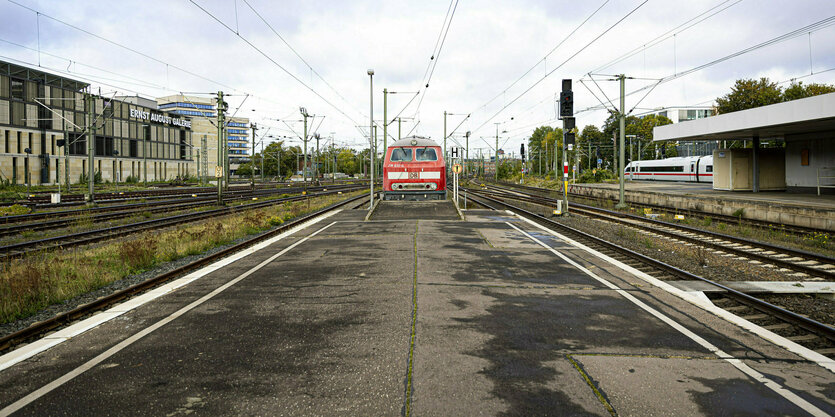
[577,169,615,183]
[0,204,31,216]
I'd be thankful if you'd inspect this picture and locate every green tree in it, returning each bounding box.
[716,78,783,114]
[782,81,835,101]
[337,149,358,175]
[578,125,605,169]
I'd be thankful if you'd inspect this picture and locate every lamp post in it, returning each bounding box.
[367,68,375,209]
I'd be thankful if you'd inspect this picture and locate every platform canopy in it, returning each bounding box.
[653,92,835,142]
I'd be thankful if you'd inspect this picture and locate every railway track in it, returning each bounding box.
[0,186,365,262]
[490,180,831,237]
[17,179,369,208]
[0,193,369,352]
[477,184,835,280]
[465,189,835,357]
[0,184,358,235]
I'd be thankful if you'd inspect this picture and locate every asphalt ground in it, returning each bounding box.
[0,203,832,416]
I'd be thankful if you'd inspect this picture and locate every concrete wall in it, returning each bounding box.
[569,184,835,231]
[785,133,835,192]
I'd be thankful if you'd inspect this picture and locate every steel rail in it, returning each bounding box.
[466,189,835,343]
[479,184,835,279]
[492,180,832,237]
[0,193,368,352]
[1,184,359,225]
[0,187,364,261]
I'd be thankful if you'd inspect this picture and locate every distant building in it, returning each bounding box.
[639,106,718,156]
[156,95,250,177]
[640,106,715,123]
[0,59,194,185]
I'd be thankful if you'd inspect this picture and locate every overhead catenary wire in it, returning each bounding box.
[575,15,835,115]
[4,1,323,132]
[188,0,370,141]
[410,0,460,120]
[590,0,743,74]
[7,0,241,94]
[473,0,610,114]
[240,0,369,122]
[470,0,650,134]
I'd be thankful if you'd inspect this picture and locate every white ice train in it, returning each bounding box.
[624,155,714,183]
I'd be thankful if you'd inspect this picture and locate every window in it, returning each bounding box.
[416,148,437,161]
[641,165,684,172]
[390,147,412,161]
[10,79,24,100]
[706,165,713,173]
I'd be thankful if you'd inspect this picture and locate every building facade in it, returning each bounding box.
[156,95,250,178]
[0,60,194,186]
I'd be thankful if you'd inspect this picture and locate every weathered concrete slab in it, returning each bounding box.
[669,280,835,294]
[0,208,832,416]
[570,181,835,230]
[370,200,461,220]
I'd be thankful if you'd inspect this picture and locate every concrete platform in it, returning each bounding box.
[0,207,832,416]
[569,181,835,230]
[370,199,461,220]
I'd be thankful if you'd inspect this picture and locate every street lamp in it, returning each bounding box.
[367,68,375,209]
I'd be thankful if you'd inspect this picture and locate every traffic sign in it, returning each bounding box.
[452,163,462,174]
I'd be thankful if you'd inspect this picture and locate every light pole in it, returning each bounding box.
[300,107,310,189]
[367,69,375,209]
[465,131,470,177]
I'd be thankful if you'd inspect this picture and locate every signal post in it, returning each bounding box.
[559,79,575,215]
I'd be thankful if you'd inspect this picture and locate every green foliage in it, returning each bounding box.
[0,204,31,216]
[716,78,783,114]
[783,81,835,101]
[125,175,139,184]
[716,78,835,114]
[803,232,829,248]
[577,169,615,183]
[78,170,103,184]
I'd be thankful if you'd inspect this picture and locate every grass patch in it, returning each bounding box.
[0,191,362,324]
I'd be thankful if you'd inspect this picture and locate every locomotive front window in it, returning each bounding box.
[416,148,437,161]
[390,147,413,161]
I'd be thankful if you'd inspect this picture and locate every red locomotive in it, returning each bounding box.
[382,137,446,200]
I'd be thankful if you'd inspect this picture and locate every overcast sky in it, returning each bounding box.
[2,0,834,155]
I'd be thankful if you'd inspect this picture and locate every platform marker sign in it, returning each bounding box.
[674,214,685,220]
[215,166,223,178]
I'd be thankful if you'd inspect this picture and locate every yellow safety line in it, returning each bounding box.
[405,220,419,416]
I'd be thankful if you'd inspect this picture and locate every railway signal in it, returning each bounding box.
[559,79,573,215]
